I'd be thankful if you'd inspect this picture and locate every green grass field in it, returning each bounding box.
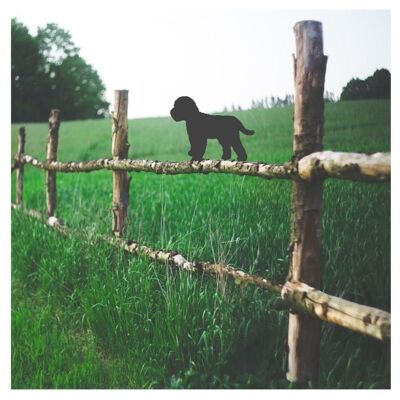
[11,100,390,388]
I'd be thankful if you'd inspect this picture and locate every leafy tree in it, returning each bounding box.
[37,23,79,65]
[11,19,109,122]
[48,55,109,120]
[366,69,391,99]
[11,18,43,121]
[340,69,390,101]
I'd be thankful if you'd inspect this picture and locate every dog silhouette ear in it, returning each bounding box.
[170,107,183,121]
[172,97,199,121]
[171,97,200,122]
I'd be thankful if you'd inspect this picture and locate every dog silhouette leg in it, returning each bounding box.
[218,138,232,160]
[191,137,207,161]
[232,135,247,161]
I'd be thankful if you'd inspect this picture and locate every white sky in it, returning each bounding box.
[9,4,390,118]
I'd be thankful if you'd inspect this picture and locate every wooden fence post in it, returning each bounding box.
[112,90,130,237]
[46,109,61,217]
[16,127,26,207]
[286,21,327,384]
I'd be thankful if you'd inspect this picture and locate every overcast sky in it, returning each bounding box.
[10,5,391,118]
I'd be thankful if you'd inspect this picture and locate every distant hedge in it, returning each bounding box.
[340,69,390,101]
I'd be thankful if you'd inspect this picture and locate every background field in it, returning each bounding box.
[11,100,390,388]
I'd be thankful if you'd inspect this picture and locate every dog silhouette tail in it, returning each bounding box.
[237,120,255,135]
[239,126,255,135]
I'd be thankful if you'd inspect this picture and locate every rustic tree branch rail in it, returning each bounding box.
[16,155,294,179]
[298,151,391,182]
[11,203,391,342]
[282,281,390,341]
[14,152,390,182]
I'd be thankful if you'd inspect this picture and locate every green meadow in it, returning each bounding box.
[11,100,390,388]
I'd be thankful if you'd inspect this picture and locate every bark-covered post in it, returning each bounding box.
[286,21,327,384]
[46,109,61,217]
[111,90,130,237]
[16,127,26,207]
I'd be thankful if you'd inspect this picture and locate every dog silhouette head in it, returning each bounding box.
[170,96,199,121]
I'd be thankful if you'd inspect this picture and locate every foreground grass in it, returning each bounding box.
[11,100,390,388]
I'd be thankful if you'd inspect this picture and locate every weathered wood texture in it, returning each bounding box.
[18,155,294,179]
[16,127,26,206]
[11,203,391,341]
[298,151,390,182]
[104,236,282,293]
[112,90,130,237]
[46,110,60,217]
[287,20,328,384]
[16,152,390,182]
[282,282,390,341]
[11,203,67,233]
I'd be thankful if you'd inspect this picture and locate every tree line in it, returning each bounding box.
[225,91,337,112]
[11,19,109,122]
[226,69,390,112]
[340,69,390,101]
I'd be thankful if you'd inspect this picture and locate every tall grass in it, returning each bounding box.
[11,100,390,388]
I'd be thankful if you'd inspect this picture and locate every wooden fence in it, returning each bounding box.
[11,21,391,384]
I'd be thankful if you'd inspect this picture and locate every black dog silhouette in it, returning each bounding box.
[170,96,255,161]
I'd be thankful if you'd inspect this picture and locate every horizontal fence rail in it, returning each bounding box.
[282,282,390,340]
[298,151,391,182]
[11,203,391,341]
[17,154,294,179]
[14,151,390,182]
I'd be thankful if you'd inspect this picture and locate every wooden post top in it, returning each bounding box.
[49,109,61,125]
